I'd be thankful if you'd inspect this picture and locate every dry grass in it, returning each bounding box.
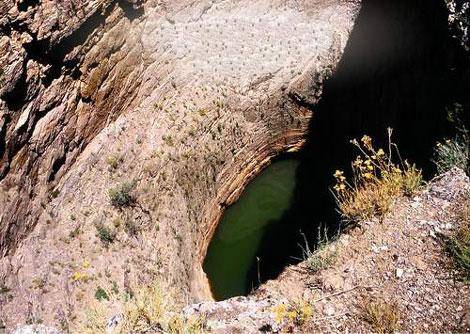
[361,299,400,334]
[449,192,470,281]
[119,282,166,333]
[272,299,313,327]
[75,282,207,333]
[433,103,469,175]
[108,181,135,207]
[332,128,422,223]
[77,302,108,334]
[297,229,338,273]
[305,246,338,273]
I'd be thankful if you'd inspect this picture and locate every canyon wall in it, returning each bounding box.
[0,0,361,329]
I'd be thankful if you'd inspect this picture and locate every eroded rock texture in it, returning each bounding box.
[0,0,361,329]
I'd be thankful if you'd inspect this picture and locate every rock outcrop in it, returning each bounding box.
[0,0,361,329]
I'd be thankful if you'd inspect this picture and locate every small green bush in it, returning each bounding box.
[124,219,140,237]
[306,246,337,272]
[298,229,337,273]
[94,287,109,301]
[109,181,135,207]
[434,137,469,175]
[433,103,469,175]
[94,221,116,245]
[449,193,470,282]
[50,189,60,199]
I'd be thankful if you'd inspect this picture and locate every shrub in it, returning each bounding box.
[109,181,135,207]
[119,282,207,333]
[305,246,337,272]
[75,303,107,334]
[362,299,400,334]
[94,221,116,245]
[434,138,469,175]
[449,193,470,282]
[69,225,81,239]
[124,219,140,237]
[433,130,469,176]
[0,284,11,295]
[298,230,337,273]
[75,284,207,332]
[332,129,423,223]
[94,287,109,301]
[50,189,60,199]
[106,154,123,171]
[272,300,313,327]
[433,103,469,175]
[162,135,174,146]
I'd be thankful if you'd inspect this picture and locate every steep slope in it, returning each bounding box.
[0,0,361,329]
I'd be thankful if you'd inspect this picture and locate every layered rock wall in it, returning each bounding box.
[0,0,361,329]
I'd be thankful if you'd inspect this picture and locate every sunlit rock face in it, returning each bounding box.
[445,0,469,50]
[0,0,360,329]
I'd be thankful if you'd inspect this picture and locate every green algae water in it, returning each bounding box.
[203,158,300,300]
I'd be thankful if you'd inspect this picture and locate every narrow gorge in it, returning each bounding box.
[0,0,468,332]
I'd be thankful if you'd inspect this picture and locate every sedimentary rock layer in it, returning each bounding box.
[0,0,360,329]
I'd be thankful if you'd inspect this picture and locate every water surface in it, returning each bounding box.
[203,159,300,300]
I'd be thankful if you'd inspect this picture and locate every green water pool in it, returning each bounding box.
[203,158,300,300]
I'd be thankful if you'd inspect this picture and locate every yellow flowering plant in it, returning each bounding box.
[332,128,423,223]
[272,300,313,327]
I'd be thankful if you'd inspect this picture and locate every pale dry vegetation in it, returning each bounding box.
[109,181,136,207]
[272,300,313,328]
[76,282,207,333]
[449,192,470,282]
[433,103,469,175]
[332,129,423,223]
[361,299,400,334]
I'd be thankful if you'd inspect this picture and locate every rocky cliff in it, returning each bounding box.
[0,0,361,330]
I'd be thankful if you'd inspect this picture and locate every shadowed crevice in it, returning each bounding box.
[242,0,468,294]
[17,0,40,12]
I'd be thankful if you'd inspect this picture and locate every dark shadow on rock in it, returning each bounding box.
[245,0,469,293]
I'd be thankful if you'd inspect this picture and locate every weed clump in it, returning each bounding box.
[109,181,135,207]
[272,300,313,327]
[94,287,109,301]
[298,229,337,273]
[76,282,207,333]
[433,103,469,175]
[106,154,123,171]
[125,218,140,237]
[361,299,400,334]
[305,246,337,273]
[94,221,116,245]
[332,129,423,223]
[449,192,470,281]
